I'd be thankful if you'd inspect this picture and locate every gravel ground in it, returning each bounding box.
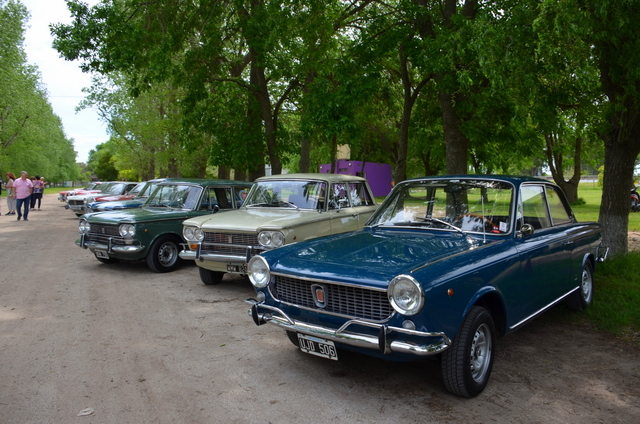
[0,194,639,424]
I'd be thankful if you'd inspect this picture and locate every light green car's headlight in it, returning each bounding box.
[183,226,204,242]
[258,231,285,248]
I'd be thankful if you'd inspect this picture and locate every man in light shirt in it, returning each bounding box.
[13,171,33,221]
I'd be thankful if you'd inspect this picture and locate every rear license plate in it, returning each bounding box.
[226,263,247,273]
[297,334,338,360]
[95,250,109,259]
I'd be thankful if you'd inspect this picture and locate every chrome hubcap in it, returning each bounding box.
[470,323,492,382]
[158,243,177,266]
[581,268,593,301]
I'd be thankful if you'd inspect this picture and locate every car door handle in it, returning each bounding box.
[562,241,574,246]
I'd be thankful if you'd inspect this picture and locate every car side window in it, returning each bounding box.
[546,186,572,225]
[329,183,350,209]
[348,182,374,207]
[520,185,551,229]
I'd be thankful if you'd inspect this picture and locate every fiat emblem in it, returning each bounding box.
[311,284,328,308]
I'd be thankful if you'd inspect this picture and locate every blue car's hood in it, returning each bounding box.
[267,229,496,289]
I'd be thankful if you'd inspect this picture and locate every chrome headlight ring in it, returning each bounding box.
[118,224,136,238]
[258,230,285,248]
[78,219,90,234]
[183,226,204,242]
[388,275,424,316]
[248,255,271,288]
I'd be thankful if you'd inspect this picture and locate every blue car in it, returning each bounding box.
[245,175,609,397]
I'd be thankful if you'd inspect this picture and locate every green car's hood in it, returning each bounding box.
[184,207,336,232]
[84,206,211,224]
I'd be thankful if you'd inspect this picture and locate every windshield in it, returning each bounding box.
[145,184,202,210]
[101,182,129,195]
[367,179,514,234]
[244,180,326,210]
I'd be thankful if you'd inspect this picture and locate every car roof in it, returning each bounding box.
[256,173,368,183]
[402,174,553,185]
[155,178,253,186]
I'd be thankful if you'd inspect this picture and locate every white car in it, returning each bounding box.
[180,173,378,285]
[66,181,138,216]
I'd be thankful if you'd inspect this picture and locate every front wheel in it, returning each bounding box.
[567,262,594,311]
[199,267,224,285]
[442,306,496,398]
[146,235,182,273]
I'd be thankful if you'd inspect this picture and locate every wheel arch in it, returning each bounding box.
[473,290,507,338]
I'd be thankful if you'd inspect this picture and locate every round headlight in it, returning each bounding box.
[119,224,136,238]
[388,275,424,316]
[194,228,204,241]
[270,231,285,247]
[258,231,285,248]
[183,226,195,240]
[78,219,90,234]
[258,231,272,246]
[248,256,271,288]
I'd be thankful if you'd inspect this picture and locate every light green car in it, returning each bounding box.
[180,173,378,285]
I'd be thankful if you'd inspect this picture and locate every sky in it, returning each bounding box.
[21,0,107,164]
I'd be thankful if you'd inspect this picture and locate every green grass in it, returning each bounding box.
[588,253,640,345]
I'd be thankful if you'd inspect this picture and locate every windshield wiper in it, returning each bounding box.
[412,217,466,234]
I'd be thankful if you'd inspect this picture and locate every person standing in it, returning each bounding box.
[13,171,33,221]
[31,175,44,210]
[5,172,16,215]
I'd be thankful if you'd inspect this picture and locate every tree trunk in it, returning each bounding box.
[298,137,311,173]
[439,92,469,174]
[545,133,582,204]
[251,61,282,175]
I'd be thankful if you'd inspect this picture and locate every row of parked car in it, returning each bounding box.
[69,173,608,397]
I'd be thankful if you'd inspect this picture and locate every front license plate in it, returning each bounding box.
[226,263,247,273]
[95,250,109,259]
[297,334,338,361]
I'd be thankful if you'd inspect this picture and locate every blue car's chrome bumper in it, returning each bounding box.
[244,298,451,357]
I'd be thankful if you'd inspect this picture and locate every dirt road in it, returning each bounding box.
[1,194,639,423]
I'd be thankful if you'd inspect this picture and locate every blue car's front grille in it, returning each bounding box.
[272,275,393,321]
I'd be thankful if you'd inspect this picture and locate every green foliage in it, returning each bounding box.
[0,0,79,182]
[588,252,640,342]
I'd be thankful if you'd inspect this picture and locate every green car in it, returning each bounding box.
[76,179,253,272]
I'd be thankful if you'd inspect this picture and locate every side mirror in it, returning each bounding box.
[520,223,535,236]
[212,204,220,214]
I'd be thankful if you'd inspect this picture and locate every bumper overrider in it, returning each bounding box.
[244,298,452,357]
[76,233,145,254]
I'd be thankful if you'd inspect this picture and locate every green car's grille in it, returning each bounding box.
[86,224,125,245]
[272,275,393,321]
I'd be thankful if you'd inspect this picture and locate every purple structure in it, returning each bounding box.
[319,160,392,197]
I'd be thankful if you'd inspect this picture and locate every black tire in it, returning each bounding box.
[199,267,224,285]
[285,331,300,347]
[632,198,638,212]
[442,306,496,398]
[567,262,594,311]
[95,254,119,264]
[146,235,182,273]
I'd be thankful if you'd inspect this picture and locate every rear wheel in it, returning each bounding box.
[146,235,182,273]
[199,267,224,285]
[442,306,496,398]
[567,262,594,311]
